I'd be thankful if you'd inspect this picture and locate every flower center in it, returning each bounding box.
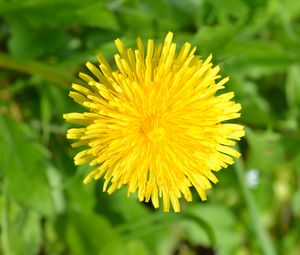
[147,127,166,142]
[140,115,166,142]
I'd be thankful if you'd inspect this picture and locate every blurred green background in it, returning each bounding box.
[1,0,300,254]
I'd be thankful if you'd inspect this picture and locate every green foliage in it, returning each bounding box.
[0,116,54,216]
[0,0,300,254]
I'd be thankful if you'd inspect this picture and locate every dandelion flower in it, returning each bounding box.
[63,32,245,212]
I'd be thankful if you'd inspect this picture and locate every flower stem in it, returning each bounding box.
[0,53,76,87]
[234,154,277,255]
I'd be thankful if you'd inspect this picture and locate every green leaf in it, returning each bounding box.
[7,17,65,59]
[75,2,119,30]
[1,0,119,29]
[46,165,66,214]
[286,65,300,110]
[101,239,150,255]
[40,88,52,143]
[99,188,149,222]
[233,80,271,126]
[2,196,42,255]
[223,40,299,75]
[192,23,243,54]
[0,115,54,216]
[2,0,118,59]
[185,204,242,254]
[246,128,285,172]
[66,210,120,255]
[292,189,300,217]
[126,240,150,255]
[212,0,249,22]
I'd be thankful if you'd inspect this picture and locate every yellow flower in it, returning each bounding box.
[63,32,244,212]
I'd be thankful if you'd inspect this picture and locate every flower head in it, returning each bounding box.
[63,32,244,212]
